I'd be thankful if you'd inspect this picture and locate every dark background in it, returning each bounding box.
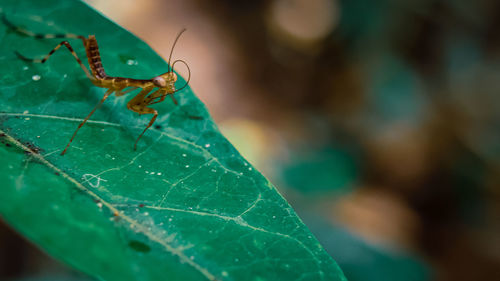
[2,0,500,280]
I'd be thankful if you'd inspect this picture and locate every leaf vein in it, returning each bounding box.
[0,128,218,281]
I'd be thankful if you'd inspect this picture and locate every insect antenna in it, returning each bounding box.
[172,59,191,93]
[167,28,187,73]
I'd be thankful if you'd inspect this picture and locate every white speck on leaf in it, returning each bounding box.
[126,59,138,65]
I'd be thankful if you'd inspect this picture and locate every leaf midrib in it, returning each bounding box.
[0,127,218,281]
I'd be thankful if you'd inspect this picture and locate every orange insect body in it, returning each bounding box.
[3,15,191,155]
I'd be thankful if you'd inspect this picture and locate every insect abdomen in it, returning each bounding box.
[86,35,107,79]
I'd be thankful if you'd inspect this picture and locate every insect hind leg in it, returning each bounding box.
[16,40,93,80]
[2,14,84,40]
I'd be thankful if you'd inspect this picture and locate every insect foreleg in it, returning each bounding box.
[134,107,158,150]
[126,87,153,113]
[143,92,176,106]
[147,92,202,120]
[144,89,167,105]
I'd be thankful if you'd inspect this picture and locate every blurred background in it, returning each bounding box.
[2,0,500,280]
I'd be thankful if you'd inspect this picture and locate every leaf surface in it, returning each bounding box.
[0,1,346,280]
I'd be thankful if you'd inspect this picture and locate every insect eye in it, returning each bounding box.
[153,77,166,87]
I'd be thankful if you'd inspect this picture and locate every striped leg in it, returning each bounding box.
[61,88,114,155]
[16,41,93,80]
[2,14,84,40]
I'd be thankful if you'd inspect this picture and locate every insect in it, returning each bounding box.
[3,15,194,155]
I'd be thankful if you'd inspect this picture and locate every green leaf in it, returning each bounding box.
[0,0,346,280]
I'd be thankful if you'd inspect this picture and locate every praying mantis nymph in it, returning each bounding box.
[3,15,196,155]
